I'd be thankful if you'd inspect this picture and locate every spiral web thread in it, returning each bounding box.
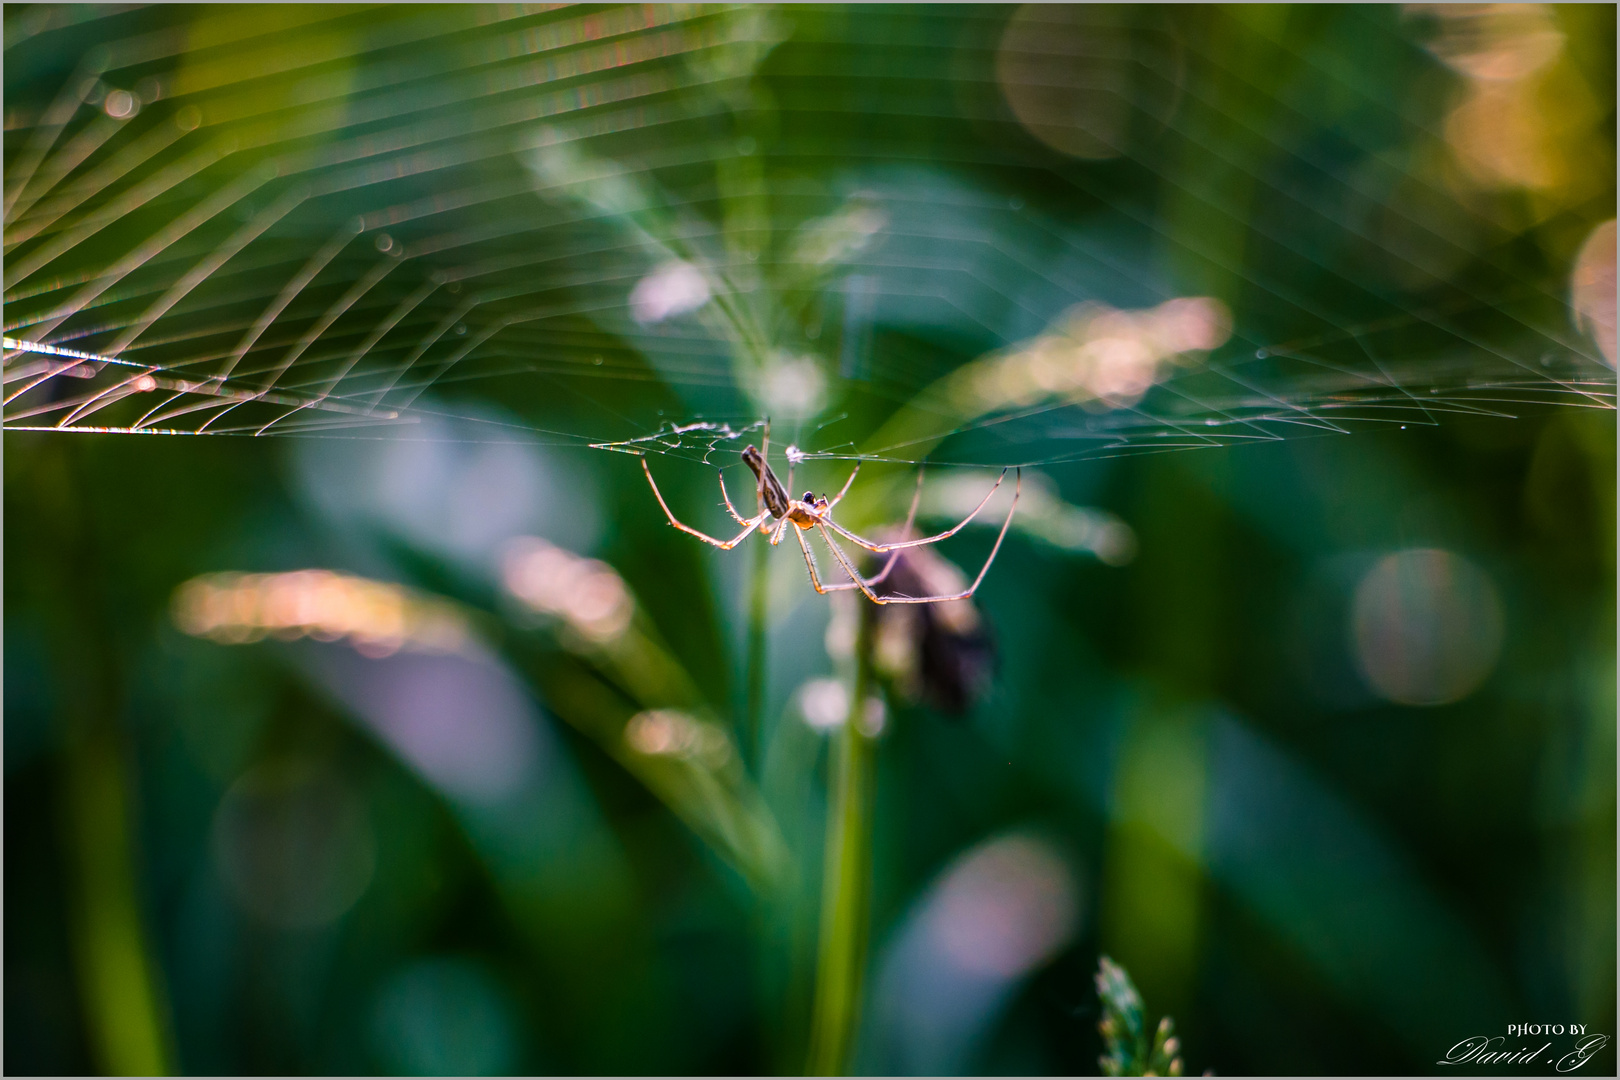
[3,4,1613,466]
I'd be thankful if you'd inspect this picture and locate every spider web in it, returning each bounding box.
[4,4,1614,470]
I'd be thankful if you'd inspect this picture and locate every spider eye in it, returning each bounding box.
[803,491,814,502]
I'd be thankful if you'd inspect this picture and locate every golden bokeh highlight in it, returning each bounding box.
[1413,4,1603,198]
[950,297,1232,414]
[1572,219,1617,368]
[500,536,635,646]
[624,708,733,767]
[172,570,472,658]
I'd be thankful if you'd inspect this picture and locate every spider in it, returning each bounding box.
[638,429,1020,605]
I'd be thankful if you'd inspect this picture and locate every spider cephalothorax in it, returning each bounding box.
[640,427,1020,606]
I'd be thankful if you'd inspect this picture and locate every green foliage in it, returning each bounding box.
[3,4,1614,1076]
[1097,955,1188,1077]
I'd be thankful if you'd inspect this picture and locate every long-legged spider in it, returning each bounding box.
[639,429,1020,605]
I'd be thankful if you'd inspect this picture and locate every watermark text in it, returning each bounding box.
[1439,1027,1609,1073]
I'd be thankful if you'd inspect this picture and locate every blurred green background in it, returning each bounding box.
[5,4,1615,1075]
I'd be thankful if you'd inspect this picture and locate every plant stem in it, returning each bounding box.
[806,600,877,1076]
[36,440,173,1076]
[744,529,770,768]
[65,730,174,1076]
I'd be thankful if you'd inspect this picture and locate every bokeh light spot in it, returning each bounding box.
[624,709,732,766]
[953,297,1232,415]
[997,6,1143,160]
[797,677,848,732]
[172,570,473,657]
[1351,549,1504,706]
[102,88,137,118]
[502,536,634,646]
[630,259,710,325]
[927,834,1079,979]
[1572,219,1616,368]
[212,760,375,928]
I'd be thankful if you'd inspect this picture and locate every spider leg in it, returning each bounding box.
[860,466,926,588]
[642,458,768,548]
[768,517,791,546]
[804,527,880,593]
[823,468,1012,553]
[717,469,753,525]
[793,524,836,593]
[800,466,929,591]
[793,523,883,597]
[811,470,1021,604]
[823,461,861,509]
[812,525,891,604]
